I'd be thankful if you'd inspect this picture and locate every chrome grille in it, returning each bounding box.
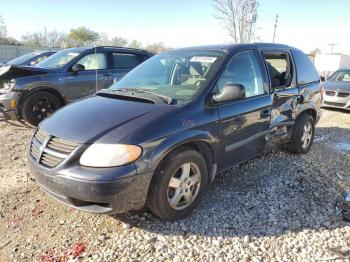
[324,101,346,107]
[325,91,336,96]
[30,129,79,168]
[338,92,349,98]
[47,137,79,154]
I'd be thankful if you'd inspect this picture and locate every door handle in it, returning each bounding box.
[103,73,112,77]
[260,109,272,119]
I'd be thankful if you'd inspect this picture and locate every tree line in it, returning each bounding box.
[1,1,263,54]
[0,16,170,53]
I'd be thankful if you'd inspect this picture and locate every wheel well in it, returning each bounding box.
[18,87,66,116]
[299,108,317,121]
[156,141,215,182]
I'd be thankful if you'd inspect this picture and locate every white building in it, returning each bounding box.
[311,54,350,77]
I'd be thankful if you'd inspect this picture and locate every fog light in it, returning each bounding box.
[11,99,15,109]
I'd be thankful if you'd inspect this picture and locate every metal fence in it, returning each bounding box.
[0,45,61,63]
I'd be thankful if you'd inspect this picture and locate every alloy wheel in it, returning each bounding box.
[32,97,57,121]
[301,122,313,149]
[167,162,201,210]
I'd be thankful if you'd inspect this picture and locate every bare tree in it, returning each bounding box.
[145,42,171,54]
[213,0,258,44]
[0,15,7,37]
[110,36,128,47]
[127,40,143,49]
[21,31,46,47]
[46,30,66,48]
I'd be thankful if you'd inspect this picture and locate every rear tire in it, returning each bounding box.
[148,148,208,220]
[287,114,315,154]
[21,91,62,126]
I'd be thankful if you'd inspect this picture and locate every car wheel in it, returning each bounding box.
[148,148,208,220]
[287,114,315,154]
[21,91,62,126]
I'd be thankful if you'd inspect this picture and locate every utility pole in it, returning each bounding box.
[248,0,258,43]
[272,14,279,43]
[44,26,47,47]
[328,43,338,54]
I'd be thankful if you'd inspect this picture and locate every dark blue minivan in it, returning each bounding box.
[28,43,322,220]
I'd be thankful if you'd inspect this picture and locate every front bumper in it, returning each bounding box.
[0,91,20,120]
[322,93,350,110]
[28,158,153,214]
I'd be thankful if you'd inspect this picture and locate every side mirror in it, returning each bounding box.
[212,83,245,103]
[320,76,326,82]
[71,64,85,73]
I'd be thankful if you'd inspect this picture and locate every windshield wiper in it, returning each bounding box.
[131,88,173,104]
[112,88,173,104]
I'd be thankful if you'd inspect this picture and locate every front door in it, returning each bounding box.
[216,50,272,171]
[66,52,110,101]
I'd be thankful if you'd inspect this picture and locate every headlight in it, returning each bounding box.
[79,144,142,168]
[3,79,16,90]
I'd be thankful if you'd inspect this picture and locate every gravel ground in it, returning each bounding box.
[0,108,350,262]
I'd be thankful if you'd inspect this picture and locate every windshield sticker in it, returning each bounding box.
[190,56,217,63]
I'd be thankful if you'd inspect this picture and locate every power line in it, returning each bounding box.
[272,14,279,43]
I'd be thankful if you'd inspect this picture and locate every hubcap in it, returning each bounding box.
[301,122,313,149]
[167,162,201,210]
[32,98,57,121]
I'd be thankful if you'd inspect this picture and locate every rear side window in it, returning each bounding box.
[112,53,142,69]
[291,49,319,85]
[263,52,294,90]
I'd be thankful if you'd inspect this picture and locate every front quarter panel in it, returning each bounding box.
[130,103,220,176]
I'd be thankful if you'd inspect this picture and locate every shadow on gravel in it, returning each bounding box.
[114,127,350,238]
[321,107,350,114]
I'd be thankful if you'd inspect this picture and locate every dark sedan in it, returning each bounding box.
[0,46,153,125]
[2,50,55,67]
[322,68,350,110]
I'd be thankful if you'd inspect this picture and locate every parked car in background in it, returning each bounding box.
[321,68,350,111]
[28,43,322,220]
[1,50,56,67]
[0,46,153,125]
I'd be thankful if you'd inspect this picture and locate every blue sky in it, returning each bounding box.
[1,0,350,53]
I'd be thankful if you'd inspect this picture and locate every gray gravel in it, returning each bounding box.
[0,108,350,262]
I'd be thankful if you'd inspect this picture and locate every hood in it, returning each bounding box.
[324,80,350,92]
[40,95,175,144]
[0,65,51,81]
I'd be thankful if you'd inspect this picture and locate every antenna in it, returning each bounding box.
[273,14,279,43]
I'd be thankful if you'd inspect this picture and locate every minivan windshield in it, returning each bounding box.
[110,50,226,103]
[37,49,82,68]
[329,70,350,82]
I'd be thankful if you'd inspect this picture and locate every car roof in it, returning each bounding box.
[67,46,153,55]
[32,50,57,55]
[167,43,296,52]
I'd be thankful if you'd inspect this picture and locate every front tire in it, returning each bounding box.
[21,91,62,126]
[287,114,315,154]
[148,148,208,220]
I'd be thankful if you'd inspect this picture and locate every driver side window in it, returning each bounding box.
[217,51,265,98]
[76,53,107,70]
